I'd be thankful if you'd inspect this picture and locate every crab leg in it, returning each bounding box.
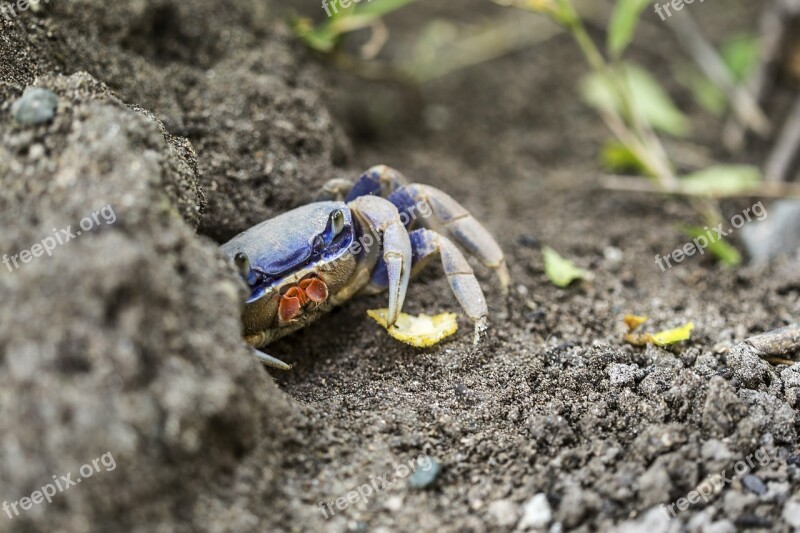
[316,165,409,202]
[315,178,355,202]
[252,349,292,371]
[409,228,488,342]
[349,195,412,326]
[390,183,510,294]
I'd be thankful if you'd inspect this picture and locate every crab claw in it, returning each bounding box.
[299,277,329,303]
[279,288,306,323]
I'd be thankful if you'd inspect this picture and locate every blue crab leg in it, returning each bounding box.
[315,178,355,202]
[349,195,412,326]
[315,165,408,202]
[345,165,408,202]
[370,228,489,343]
[389,183,510,294]
[411,229,488,342]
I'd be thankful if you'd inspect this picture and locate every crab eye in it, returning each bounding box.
[330,209,345,235]
[234,252,258,286]
[234,252,250,276]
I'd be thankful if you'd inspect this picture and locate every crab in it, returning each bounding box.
[220,165,509,369]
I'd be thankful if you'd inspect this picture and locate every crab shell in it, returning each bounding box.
[220,202,363,344]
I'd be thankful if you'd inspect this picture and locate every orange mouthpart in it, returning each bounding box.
[298,277,329,303]
[278,277,329,322]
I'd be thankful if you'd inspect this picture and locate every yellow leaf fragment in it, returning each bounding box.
[649,322,694,347]
[367,309,458,348]
[622,316,694,347]
[624,314,649,332]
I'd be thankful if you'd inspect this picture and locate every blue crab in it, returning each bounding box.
[220,165,509,369]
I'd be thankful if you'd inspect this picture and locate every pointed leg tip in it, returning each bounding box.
[253,350,293,370]
[497,263,511,296]
[473,317,488,345]
[386,309,400,327]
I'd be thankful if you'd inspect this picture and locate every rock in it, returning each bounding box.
[487,499,519,527]
[686,509,713,531]
[409,458,440,489]
[608,363,641,387]
[726,344,771,389]
[701,377,747,437]
[636,464,672,507]
[741,474,767,495]
[703,520,736,533]
[604,246,623,263]
[781,364,800,388]
[740,200,800,262]
[737,391,797,443]
[784,500,800,528]
[385,495,404,512]
[766,481,790,501]
[700,439,733,463]
[11,87,58,124]
[519,493,552,530]
[615,507,678,533]
[722,490,758,521]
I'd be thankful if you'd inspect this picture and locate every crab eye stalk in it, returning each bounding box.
[330,209,345,236]
[234,252,258,286]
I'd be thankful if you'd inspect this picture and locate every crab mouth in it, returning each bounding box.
[278,275,329,323]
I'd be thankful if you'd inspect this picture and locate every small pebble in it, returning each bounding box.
[11,87,59,125]
[516,234,540,249]
[608,363,640,387]
[741,474,766,495]
[385,495,403,512]
[784,500,800,528]
[519,493,551,530]
[740,200,800,262]
[704,520,736,533]
[604,246,623,264]
[409,458,440,489]
[487,499,519,527]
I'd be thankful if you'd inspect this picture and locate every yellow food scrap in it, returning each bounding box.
[650,322,694,347]
[624,314,649,332]
[367,309,458,348]
[623,315,694,347]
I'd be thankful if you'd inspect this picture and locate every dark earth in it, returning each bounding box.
[1,0,799,531]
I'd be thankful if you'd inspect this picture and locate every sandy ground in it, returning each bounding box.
[1,0,799,531]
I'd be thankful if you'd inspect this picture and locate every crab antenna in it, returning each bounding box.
[234,252,258,286]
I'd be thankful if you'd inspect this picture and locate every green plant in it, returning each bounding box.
[491,0,765,265]
[291,0,771,266]
[291,0,418,54]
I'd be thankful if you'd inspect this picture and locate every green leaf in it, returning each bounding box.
[721,33,760,82]
[289,16,340,52]
[351,0,419,18]
[292,0,419,53]
[681,225,742,267]
[580,63,691,137]
[680,165,761,196]
[600,140,650,174]
[542,246,593,288]
[607,0,650,59]
[673,64,727,116]
[687,76,726,117]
